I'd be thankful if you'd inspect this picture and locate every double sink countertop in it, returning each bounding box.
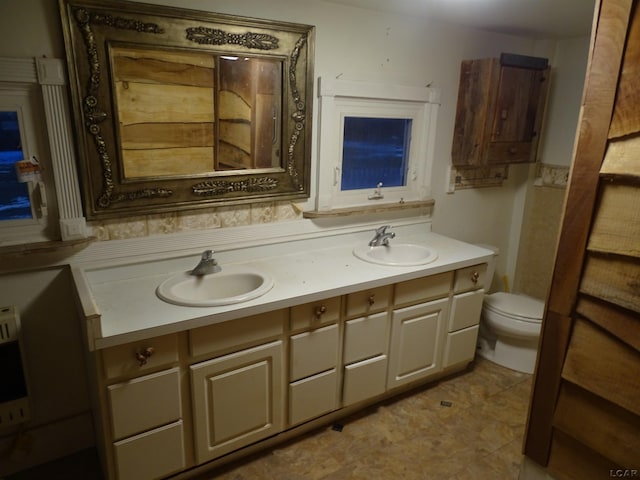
[72,228,493,350]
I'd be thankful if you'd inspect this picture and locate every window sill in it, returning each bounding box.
[303,199,434,218]
[0,237,96,271]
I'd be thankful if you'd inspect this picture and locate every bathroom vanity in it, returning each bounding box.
[72,227,492,480]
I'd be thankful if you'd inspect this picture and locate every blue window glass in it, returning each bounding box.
[341,117,411,191]
[0,111,31,221]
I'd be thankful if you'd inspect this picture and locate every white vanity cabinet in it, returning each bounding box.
[443,264,487,368]
[387,273,453,389]
[288,296,341,426]
[188,310,286,464]
[342,285,392,406]
[99,333,186,480]
[83,250,491,480]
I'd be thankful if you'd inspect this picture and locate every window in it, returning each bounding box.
[317,78,439,211]
[0,57,85,246]
[341,117,412,191]
[0,83,51,243]
[0,111,32,220]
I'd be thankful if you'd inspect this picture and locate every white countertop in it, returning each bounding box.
[74,226,493,350]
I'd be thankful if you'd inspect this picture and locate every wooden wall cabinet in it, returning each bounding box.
[452,53,550,166]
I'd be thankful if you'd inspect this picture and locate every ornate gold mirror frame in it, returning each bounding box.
[59,0,314,219]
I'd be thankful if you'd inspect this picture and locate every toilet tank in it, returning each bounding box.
[475,244,499,293]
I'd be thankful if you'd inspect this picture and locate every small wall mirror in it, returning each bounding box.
[59,0,314,219]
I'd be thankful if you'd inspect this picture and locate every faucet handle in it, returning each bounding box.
[202,250,214,260]
[376,225,391,234]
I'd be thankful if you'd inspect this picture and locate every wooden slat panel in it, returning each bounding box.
[609,2,640,139]
[115,82,214,125]
[588,183,640,257]
[562,318,640,416]
[122,148,213,178]
[580,253,640,313]
[524,310,573,462]
[545,0,632,318]
[113,53,215,88]
[548,430,621,480]
[554,381,640,467]
[120,123,214,150]
[451,58,498,166]
[576,295,640,351]
[601,136,640,178]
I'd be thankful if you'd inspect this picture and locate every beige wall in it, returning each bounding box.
[0,0,590,473]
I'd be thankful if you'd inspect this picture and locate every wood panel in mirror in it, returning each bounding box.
[59,0,314,219]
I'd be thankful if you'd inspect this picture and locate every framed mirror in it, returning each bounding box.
[59,0,314,219]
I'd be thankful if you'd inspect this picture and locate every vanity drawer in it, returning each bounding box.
[345,285,392,319]
[343,311,389,364]
[343,355,388,406]
[454,264,487,293]
[289,369,339,426]
[290,296,341,331]
[102,333,179,380]
[394,272,453,307]
[449,289,485,332]
[290,323,339,381]
[443,325,479,368]
[114,420,185,480]
[108,367,181,440]
[189,309,286,358]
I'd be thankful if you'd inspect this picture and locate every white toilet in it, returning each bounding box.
[476,247,545,374]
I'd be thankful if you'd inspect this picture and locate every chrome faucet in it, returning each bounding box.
[369,225,395,247]
[190,250,221,276]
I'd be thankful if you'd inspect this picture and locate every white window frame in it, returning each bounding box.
[316,77,440,211]
[0,84,46,229]
[0,57,85,246]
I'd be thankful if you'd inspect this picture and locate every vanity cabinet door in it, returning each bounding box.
[190,340,284,464]
[387,298,448,389]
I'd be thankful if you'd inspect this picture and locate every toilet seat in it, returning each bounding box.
[483,292,544,323]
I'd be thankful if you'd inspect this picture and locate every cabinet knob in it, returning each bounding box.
[314,305,327,320]
[471,271,480,284]
[135,347,155,366]
[367,294,376,306]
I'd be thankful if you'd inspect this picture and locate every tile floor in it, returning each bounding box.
[7,357,532,480]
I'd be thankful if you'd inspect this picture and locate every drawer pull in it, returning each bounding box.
[367,294,376,306]
[135,347,155,366]
[314,305,327,320]
[470,271,480,284]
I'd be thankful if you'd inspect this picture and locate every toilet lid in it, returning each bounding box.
[484,292,544,322]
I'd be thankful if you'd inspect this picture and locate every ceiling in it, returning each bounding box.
[322,0,596,39]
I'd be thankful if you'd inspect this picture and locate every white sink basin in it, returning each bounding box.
[353,243,438,266]
[156,265,274,307]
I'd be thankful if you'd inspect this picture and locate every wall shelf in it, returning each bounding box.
[303,199,434,219]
